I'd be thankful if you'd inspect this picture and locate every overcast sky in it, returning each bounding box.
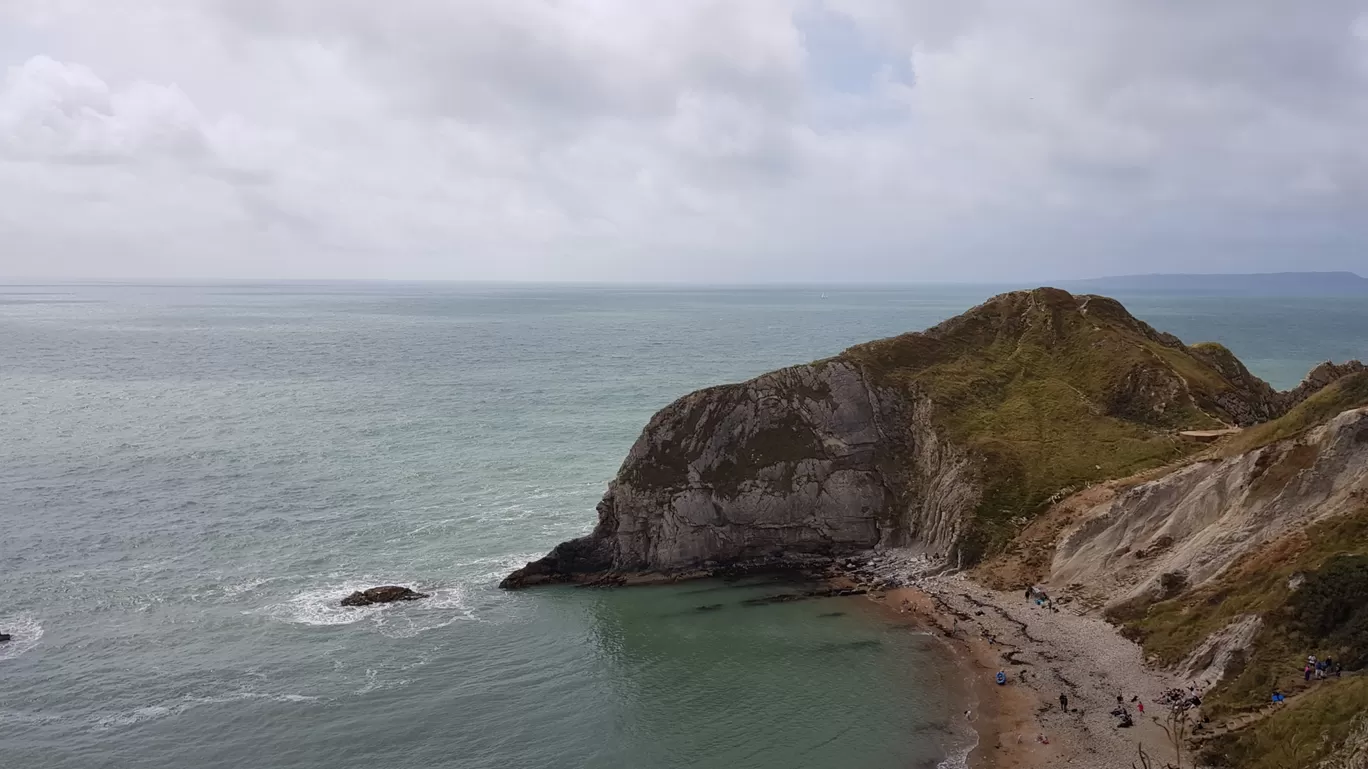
[2,1,1367,282]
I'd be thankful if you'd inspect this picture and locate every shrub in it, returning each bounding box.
[1288,554,1368,669]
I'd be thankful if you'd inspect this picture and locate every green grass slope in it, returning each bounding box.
[1202,676,1368,769]
[842,288,1281,560]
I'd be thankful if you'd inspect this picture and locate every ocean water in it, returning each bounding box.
[2,282,1364,769]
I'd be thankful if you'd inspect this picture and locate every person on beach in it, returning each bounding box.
[1137,700,1144,714]
[1060,693,1068,712]
[1305,664,1313,681]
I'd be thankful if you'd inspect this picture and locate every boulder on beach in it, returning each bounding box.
[340,586,430,607]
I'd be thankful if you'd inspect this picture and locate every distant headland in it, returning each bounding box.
[1057,271,1368,296]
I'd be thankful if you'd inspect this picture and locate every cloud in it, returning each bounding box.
[0,56,207,163]
[1,0,1367,281]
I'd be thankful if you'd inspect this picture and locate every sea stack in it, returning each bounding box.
[503,288,1356,589]
[340,586,430,606]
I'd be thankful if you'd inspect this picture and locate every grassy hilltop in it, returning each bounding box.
[843,287,1283,560]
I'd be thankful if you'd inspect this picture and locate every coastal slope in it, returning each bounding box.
[970,371,1368,767]
[502,288,1315,588]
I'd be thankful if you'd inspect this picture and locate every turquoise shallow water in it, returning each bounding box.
[1,282,1364,769]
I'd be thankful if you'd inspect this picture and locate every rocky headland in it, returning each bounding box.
[503,287,1368,768]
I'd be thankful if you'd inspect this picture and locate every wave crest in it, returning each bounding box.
[0,613,43,661]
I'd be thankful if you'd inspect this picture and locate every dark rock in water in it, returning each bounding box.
[694,604,725,612]
[816,639,882,653]
[742,592,808,607]
[817,611,846,618]
[0,633,11,643]
[340,586,430,607]
[741,587,847,607]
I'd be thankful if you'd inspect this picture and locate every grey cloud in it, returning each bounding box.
[0,57,209,163]
[1,0,1366,280]
[215,0,807,127]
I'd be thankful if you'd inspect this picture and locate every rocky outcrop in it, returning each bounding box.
[501,360,980,587]
[1178,614,1263,686]
[340,586,429,606]
[1187,342,1283,425]
[1321,716,1368,769]
[1283,360,1367,411]
[503,288,1368,589]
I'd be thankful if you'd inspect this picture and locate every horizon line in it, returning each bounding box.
[1,270,1361,286]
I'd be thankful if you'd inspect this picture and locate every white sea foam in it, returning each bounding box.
[0,613,43,661]
[936,728,979,769]
[354,668,413,695]
[98,704,178,728]
[221,577,274,597]
[937,679,982,769]
[248,579,477,634]
[249,582,386,626]
[457,552,545,586]
[373,584,477,638]
[94,691,321,730]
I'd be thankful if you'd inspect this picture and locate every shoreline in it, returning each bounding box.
[516,557,1186,768]
[872,586,1052,769]
[860,573,1181,769]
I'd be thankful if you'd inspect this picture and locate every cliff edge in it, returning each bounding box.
[502,288,1346,589]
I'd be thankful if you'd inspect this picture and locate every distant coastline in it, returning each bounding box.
[1056,271,1368,296]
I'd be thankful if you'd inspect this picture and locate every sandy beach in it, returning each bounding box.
[870,574,1183,769]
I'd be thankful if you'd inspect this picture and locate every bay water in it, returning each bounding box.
[2,283,1364,769]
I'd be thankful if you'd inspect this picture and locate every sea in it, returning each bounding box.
[2,282,1365,769]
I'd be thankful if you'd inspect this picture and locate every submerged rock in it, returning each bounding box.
[340,586,429,607]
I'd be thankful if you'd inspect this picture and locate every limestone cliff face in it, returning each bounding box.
[501,360,980,587]
[1050,405,1368,606]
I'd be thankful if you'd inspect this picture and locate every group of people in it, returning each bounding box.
[1157,683,1204,712]
[1023,585,1059,612]
[1304,654,1343,681]
[1109,695,1140,728]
